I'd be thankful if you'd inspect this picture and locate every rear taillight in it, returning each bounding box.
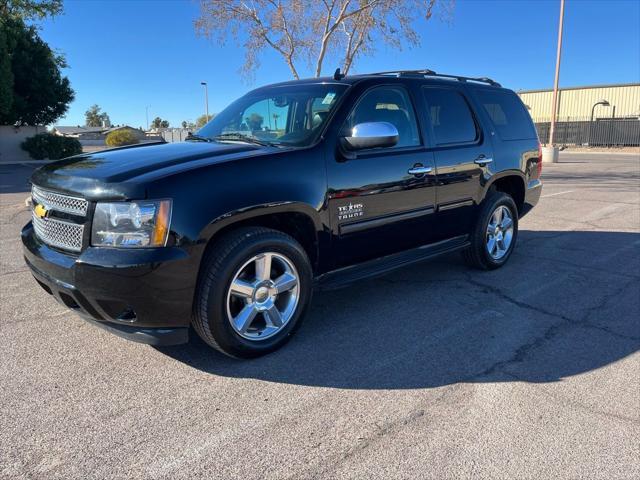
[537,143,543,177]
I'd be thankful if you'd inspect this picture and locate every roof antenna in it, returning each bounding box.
[333,68,344,80]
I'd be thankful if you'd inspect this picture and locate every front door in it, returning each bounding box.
[327,85,438,267]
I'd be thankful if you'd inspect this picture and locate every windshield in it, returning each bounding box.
[197,84,348,147]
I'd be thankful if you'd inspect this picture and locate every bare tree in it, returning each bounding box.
[195,0,453,80]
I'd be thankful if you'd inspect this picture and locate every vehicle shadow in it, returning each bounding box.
[156,230,640,389]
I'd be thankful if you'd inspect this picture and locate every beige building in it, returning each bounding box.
[517,83,640,122]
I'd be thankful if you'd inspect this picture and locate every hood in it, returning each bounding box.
[30,141,272,201]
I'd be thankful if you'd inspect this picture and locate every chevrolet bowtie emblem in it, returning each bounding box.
[34,203,49,219]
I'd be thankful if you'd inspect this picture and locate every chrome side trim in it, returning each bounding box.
[340,206,435,235]
[438,200,474,212]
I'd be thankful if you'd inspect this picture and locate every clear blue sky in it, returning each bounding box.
[39,0,640,128]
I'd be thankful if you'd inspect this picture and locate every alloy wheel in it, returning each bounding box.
[485,205,514,260]
[225,252,300,340]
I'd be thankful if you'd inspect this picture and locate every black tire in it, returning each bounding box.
[193,227,313,358]
[462,191,519,270]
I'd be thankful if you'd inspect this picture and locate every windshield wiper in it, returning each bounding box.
[213,133,273,146]
[185,133,212,142]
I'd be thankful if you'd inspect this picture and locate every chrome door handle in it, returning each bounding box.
[408,166,432,175]
[474,157,493,166]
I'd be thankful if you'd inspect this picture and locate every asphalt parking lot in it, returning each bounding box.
[1,152,639,479]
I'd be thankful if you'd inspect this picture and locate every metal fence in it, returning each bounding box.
[534,117,640,147]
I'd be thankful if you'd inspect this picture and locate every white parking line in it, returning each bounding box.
[541,190,575,198]
[560,151,640,156]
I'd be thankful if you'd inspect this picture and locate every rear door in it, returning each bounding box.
[420,86,494,239]
[471,87,541,180]
[327,84,438,267]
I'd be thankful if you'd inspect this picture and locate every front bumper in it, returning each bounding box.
[22,222,198,346]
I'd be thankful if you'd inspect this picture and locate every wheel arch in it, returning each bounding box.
[483,171,526,214]
[198,202,323,274]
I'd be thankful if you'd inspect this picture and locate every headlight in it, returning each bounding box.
[91,200,172,247]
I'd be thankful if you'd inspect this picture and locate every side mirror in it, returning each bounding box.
[341,122,399,151]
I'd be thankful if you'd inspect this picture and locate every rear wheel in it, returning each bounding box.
[193,227,313,358]
[463,191,518,270]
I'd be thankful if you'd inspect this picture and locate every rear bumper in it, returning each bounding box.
[22,222,197,346]
[521,179,542,217]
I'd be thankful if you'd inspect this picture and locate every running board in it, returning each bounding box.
[316,235,470,290]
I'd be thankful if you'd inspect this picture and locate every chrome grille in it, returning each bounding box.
[32,185,88,216]
[32,213,84,252]
[31,184,87,252]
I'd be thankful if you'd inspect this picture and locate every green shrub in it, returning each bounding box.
[105,129,139,147]
[21,133,82,160]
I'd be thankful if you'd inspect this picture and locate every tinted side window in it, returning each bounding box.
[422,88,478,145]
[475,89,536,140]
[345,86,420,148]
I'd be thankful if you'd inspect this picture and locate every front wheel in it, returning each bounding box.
[462,191,518,270]
[193,227,313,358]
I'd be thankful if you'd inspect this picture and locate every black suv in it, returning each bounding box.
[22,70,542,358]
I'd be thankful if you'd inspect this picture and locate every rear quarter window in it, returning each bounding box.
[475,89,536,140]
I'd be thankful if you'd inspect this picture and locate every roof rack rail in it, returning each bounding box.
[360,69,502,87]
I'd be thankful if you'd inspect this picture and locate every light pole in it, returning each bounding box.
[201,81,209,122]
[145,105,150,131]
[590,100,610,123]
[544,0,565,164]
[589,100,610,146]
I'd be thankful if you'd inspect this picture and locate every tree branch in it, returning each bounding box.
[240,1,300,78]
[314,0,384,77]
[195,0,451,81]
[314,0,338,76]
[314,0,353,77]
